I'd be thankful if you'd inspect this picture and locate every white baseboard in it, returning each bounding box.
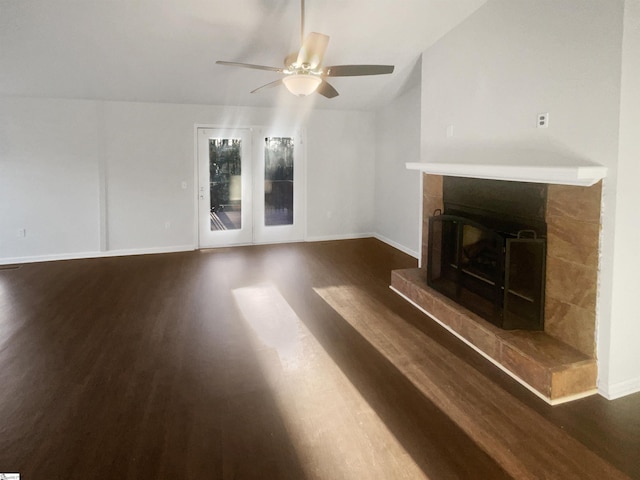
[0,244,196,266]
[305,233,373,242]
[373,233,420,259]
[1,235,415,265]
[304,233,419,259]
[101,245,196,258]
[599,376,640,400]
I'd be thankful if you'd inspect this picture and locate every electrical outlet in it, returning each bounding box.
[446,125,454,138]
[17,228,26,238]
[164,221,171,230]
[181,181,187,190]
[537,112,549,128]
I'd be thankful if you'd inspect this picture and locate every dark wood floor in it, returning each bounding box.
[0,239,638,479]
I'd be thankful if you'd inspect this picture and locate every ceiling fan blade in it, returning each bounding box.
[317,80,339,99]
[323,65,394,77]
[250,79,283,94]
[296,32,330,69]
[216,61,284,73]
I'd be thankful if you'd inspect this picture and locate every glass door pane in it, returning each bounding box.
[252,129,305,245]
[198,128,252,247]
[264,137,294,226]
[210,138,242,231]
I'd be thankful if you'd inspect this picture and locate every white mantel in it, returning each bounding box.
[409,144,608,186]
[406,161,607,186]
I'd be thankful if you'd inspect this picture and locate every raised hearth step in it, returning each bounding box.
[391,267,597,403]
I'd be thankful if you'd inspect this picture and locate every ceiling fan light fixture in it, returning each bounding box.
[282,74,322,96]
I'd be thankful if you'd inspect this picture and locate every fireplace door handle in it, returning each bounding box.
[517,229,537,239]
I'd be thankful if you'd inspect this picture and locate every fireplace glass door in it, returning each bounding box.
[504,237,545,330]
[427,214,545,330]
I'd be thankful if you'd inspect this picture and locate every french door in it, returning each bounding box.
[197,127,304,248]
[253,128,305,244]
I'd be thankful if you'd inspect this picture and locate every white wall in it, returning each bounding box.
[419,0,639,397]
[420,0,623,158]
[103,102,200,251]
[0,98,102,259]
[305,110,376,240]
[601,0,640,398]
[373,61,422,258]
[0,98,376,262]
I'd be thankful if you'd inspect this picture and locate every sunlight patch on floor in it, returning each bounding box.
[232,284,427,480]
[0,275,22,352]
[312,285,635,480]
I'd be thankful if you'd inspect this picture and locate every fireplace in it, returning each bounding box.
[391,167,604,402]
[427,177,547,330]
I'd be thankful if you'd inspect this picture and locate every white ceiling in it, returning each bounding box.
[0,0,487,110]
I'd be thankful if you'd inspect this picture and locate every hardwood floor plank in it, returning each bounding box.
[0,239,638,479]
[314,284,629,479]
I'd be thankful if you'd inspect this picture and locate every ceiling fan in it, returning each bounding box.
[215,0,394,98]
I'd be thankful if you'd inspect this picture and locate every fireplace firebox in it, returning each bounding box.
[427,177,547,330]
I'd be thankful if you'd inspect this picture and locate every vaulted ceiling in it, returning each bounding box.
[0,0,486,110]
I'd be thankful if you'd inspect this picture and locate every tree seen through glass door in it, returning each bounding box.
[264,137,294,226]
[209,138,242,231]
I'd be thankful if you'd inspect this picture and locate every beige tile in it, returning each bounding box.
[421,218,430,267]
[546,256,598,311]
[544,298,596,357]
[392,269,434,312]
[503,330,591,367]
[423,197,444,218]
[546,215,600,269]
[422,197,443,268]
[550,361,597,399]
[414,285,435,313]
[430,296,463,331]
[424,173,443,198]
[422,174,443,271]
[500,343,552,397]
[547,182,602,224]
[390,270,409,292]
[456,314,500,359]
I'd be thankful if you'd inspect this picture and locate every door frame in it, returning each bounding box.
[196,127,254,248]
[193,124,307,248]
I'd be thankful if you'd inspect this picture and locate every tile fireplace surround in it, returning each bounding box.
[391,173,603,404]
